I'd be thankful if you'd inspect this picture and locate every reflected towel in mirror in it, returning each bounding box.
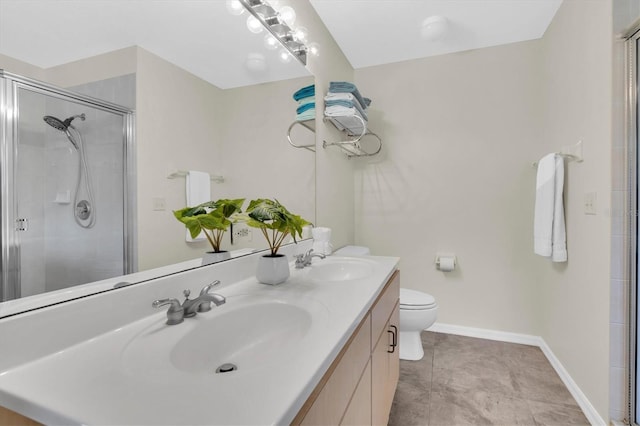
[185,170,210,242]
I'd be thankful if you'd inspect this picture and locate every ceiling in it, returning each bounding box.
[309,0,563,69]
[0,0,562,89]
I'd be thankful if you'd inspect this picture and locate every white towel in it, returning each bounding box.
[534,154,567,262]
[185,171,210,243]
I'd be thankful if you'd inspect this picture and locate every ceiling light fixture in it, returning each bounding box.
[421,15,449,41]
[236,0,310,66]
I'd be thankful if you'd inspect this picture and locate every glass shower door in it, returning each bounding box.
[1,75,132,301]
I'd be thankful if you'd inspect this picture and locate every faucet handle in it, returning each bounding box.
[197,280,222,313]
[199,280,221,296]
[152,298,184,325]
[294,253,306,269]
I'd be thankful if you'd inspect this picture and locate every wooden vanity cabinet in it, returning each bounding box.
[0,406,40,426]
[293,270,400,426]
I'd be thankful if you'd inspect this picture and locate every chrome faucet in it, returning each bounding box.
[152,280,226,324]
[294,249,326,269]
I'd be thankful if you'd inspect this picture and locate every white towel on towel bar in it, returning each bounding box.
[534,153,567,262]
[185,170,210,243]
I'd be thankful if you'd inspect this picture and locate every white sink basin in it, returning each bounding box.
[171,301,311,374]
[121,295,327,378]
[307,258,374,282]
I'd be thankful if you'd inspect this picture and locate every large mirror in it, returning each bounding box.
[0,0,316,317]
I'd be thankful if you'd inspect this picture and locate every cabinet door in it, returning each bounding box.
[297,315,371,426]
[371,302,400,426]
[340,361,372,426]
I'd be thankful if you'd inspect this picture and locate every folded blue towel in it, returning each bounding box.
[325,99,368,121]
[297,108,316,121]
[297,96,315,106]
[293,84,315,101]
[296,102,315,114]
[328,82,367,110]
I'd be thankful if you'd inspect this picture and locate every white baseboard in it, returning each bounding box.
[428,322,606,426]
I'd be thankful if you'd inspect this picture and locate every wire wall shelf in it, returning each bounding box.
[322,115,382,158]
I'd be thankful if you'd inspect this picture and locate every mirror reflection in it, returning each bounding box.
[0,0,315,316]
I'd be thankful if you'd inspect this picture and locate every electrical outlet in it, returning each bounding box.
[584,192,597,215]
[231,222,252,244]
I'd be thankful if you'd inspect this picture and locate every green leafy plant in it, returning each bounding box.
[244,198,310,256]
[173,198,245,253]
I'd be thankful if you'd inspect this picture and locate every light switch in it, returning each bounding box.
[152,197,166,211]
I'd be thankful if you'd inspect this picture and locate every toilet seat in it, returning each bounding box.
[400,288,437,310]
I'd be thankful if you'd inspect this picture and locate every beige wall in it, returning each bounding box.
[354,0,613,420]
[354,41,543,334]
[537,0,612,419]
[134,48,225,270]
[217,75,315,250]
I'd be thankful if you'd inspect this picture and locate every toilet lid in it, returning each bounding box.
[400,288,437,309]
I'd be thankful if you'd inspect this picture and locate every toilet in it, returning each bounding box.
[333,245,439,361]
[399,288,438,361]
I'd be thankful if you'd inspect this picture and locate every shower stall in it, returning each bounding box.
[0,70,135,301]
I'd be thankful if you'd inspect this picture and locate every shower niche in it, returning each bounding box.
[0,71,135,301]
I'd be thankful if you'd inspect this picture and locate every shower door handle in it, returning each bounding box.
[15,218,28,231]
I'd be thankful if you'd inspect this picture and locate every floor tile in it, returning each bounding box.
[527,400,590,425]
[429,383,536,426]
[388,332,589,426]
[388,381,431,426]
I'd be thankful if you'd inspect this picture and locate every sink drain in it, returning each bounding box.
[216,363,238,373]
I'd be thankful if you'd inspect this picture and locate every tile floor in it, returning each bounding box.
[388,332,590,426]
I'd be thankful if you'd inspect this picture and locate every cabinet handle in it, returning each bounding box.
[387,325,398,353]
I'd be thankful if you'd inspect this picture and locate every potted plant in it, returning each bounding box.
[173,198,245,265]
[245,198,310,284]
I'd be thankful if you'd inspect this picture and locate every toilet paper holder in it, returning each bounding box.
[435,254,457,271]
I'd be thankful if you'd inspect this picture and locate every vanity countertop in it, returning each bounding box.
[0,255,399,425]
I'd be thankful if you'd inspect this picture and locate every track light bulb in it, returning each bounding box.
[246,15,264,34]
[278,6,296,25]
[225,0,245,15]
[264,34,279,50]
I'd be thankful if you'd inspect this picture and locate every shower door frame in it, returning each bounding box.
[0,70,136,301]
[627,26,640,425]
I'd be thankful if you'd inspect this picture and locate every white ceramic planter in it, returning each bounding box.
[202,251,231,266]
[256,254,290,285]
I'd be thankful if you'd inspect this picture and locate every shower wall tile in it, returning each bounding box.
[41,75,132,292]
[611,279,628,325]
[611,190,626,237]
[610,322,626,368]
[612,147,626,191]
[610,235,629,281]
[610,366,626,415]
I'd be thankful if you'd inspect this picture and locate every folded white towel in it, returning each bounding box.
[324,106,367,136]
[534,154,567,262]
[185,170,210,243]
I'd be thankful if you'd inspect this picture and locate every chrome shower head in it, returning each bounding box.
[43,114,85,150]
[43,115,67,132]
